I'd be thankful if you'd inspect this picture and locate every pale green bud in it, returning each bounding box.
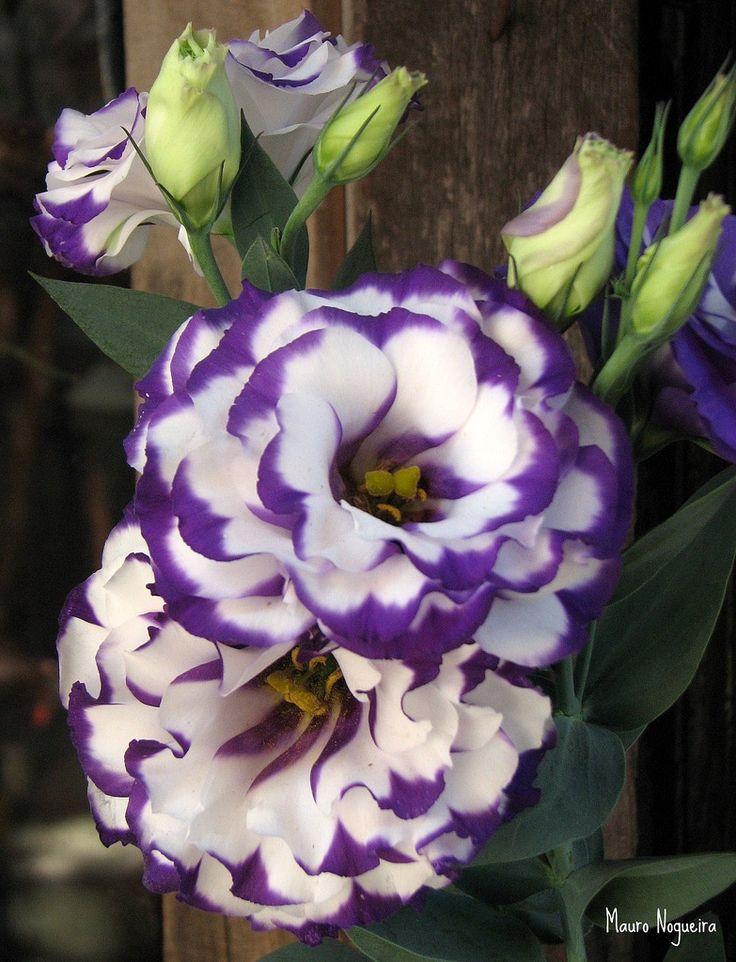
[314,67,427,184]
[631,101,670,206]
[677,64,736,171]
[502,134,633,319]
[630,193,730,337]
[145,24,240,228]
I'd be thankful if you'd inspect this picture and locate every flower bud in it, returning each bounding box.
[630,193,730,337]
[631,101,669,206]
[145,24,240,228]
[313,66,427,184]
[677,64,736,171]
[502,134,633,319]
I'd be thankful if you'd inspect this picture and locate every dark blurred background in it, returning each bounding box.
[0,1,735,961]
[0,1,159,959]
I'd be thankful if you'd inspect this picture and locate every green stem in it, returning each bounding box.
[548,843,587,962]
[555,656,580,716]
[280,175,331,269]
[668,164,700,235]
[574,623,596,704]
[560,895,588,962]
[592,332,647,408]
[623,201,649,290]
[188,229,231,306]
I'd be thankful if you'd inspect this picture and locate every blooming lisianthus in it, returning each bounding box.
[31,88,183,275]
[32,11,382,276]
[127,264,633,667]
[58,514,553,941]
[589,192,736,461]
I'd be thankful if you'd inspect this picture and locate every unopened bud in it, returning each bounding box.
[145,24,241,228]
[677,64,736,171]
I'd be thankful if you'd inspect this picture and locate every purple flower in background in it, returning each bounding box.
[57,515,553,942]
[31,88,182,275]
[226,10,385,194]
[127,264,633,667]
[32,12,383,275]
[601,192,736,461]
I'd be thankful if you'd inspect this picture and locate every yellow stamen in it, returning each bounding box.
[364,469,394,497]
[291,647,303,670]
[393,465,421,499]
[308,655,328,671]
[377,502,402,524]
[265,670,328,716]
[324,668,343,698]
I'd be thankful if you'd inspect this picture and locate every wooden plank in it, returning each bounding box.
[343,0,638,266]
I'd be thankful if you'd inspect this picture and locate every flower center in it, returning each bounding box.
[349,465,428,526]
[265,647,345,717]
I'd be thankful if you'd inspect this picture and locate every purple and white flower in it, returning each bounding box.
[127,264,633,667]
[226,10,385,194]
[32,12,383,276]
[58,514,553,942]
[31,88,183,276]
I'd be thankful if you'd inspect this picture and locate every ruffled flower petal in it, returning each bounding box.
[57,519,553,942]
[132,265,633,666]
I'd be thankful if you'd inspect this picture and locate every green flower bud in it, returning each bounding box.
[631,101,670,206]
[145,24,240,228]
[630,193,730,337]
[677,64,736,172]
[314,67,427,184]
[502,134,633,320]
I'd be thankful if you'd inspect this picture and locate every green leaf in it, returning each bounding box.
[32,274,200,378]
[663,913,725,961]
[505,889,564,945]
[583,466,736,732]
[349,890,544,962]
[476,716,625,863]
[455,857,551,905]
[560,854,736,931]
[333,214,377,289]
[231,115,308,285]
[242,236,299,293]
[262,940,364,961]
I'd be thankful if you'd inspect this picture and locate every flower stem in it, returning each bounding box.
[188,229,231,306]
[623,201,649,290]
[555,656,580,716]
[548,843,588,962]
[668,164,700,235]
[592,332,647,408]
[279,175,331,269]
[574,623,596,704]
[560,895,588,962]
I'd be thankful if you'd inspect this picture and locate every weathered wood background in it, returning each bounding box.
[121,2,735,961]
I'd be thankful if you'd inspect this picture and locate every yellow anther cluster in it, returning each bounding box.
[359,465,427,526]
[266,646,344,717]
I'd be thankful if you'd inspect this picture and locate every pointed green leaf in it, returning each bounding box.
[262,940,364,961]
[475,716,625,863]
[242,236,299,293]
[349,890,544,962]
[583,466,736,732]
[560,854,736,932]
[231,115,308,285]
[333,214,377,289]
[455,857,551,905]
[663,913,725,961]
[32,274,200,378]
